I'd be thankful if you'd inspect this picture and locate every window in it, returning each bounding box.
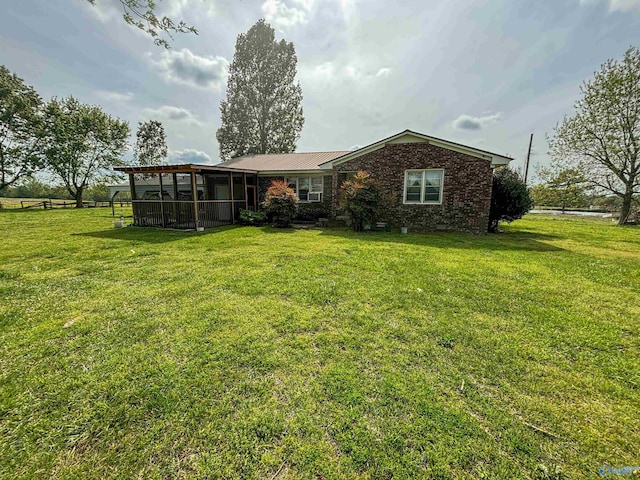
[284,176,324,202]
[337,171,357,188]
[403,169,444,204]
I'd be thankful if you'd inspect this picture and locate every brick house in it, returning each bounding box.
[221,130,512,233]
[115,130,511,233]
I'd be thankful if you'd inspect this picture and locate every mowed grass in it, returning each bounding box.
[0,209,638,479]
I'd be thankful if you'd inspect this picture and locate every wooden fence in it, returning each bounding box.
[0,199,132,210]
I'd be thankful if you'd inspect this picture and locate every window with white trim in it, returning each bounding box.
[284,176,323,202]
[403,169,444,204]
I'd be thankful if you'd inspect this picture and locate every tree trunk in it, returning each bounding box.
[618,187,633,225]
[75,188,84,209]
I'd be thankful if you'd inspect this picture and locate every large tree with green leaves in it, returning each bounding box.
[43,97,129,208]
[86,0,197,48]
[549,46,640,224]
[134,120,167,165]
[0,65,45,193]
[216,19,304,161]
[533,163,589,212]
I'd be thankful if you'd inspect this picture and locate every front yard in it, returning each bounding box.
[0,209,638,479]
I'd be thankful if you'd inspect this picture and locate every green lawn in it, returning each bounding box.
[1,209,638,479]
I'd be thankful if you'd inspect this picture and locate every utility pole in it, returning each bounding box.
[524,133,533,185]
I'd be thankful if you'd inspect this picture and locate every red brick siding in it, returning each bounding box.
[258,174,333,209]
[333,143,492,234]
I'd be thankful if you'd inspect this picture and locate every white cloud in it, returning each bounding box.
[308,62,391,82]
[314,62,334,77]
[142,105,203,125]
[95,90,134,103]
[149,48,229,90]
[262,0,312,28]
[452,113,501,130]
[168,149,212,164]
[580,0,640,12]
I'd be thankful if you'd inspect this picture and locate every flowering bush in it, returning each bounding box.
[262,180,297,227]
[340,171,384,231]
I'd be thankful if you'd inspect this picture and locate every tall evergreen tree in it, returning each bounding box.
[134,120,168,165]
[217,19,304,161]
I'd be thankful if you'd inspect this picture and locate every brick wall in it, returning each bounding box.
[333,143,493,234]
[258,174,333,210]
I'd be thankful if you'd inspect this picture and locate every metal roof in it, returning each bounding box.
[114,163,258,174]
[220,151,350,172]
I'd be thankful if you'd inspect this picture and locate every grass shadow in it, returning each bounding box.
[316,227,566,252]
[75,225,243,244]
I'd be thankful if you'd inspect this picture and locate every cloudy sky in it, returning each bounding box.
[2,0,640,176]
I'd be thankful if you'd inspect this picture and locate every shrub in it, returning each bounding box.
[239,209,267,225]
[295,203,329,222]
[340,170,384,231]
[262,180,297,227]
[489,167,533,232]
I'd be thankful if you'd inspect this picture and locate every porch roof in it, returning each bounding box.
[114,163,258,174]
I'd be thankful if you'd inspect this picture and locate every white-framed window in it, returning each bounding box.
[403,169,444,204]
[284,176,323,202]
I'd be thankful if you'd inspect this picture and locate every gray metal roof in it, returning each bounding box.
[219,151,350,172]
[114,163,258,174]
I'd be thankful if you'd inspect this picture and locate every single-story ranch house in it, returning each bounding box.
[114,129,512,233]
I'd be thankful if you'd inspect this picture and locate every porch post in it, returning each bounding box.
[158,173,166,228]
[191,172,200,229]
[229,171,235,224]
[172,173,178,199]
[129,174,137,200]
[129,174,137,225]
[243,173,248,210]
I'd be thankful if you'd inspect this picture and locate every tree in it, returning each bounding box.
[262,180,297,227]
[86,0,197,48]
[534,164,589,212]
[0,65,45,193]
[488,167,533,233]
[549,46,640,225]
[134,120,167,165]
[340,171,384,232]
[217,19,304,161]
[43,97,129,208]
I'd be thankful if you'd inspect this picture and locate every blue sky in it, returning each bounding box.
[1,0,639,177]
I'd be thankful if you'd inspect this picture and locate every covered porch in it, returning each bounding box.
[114,164,259,230]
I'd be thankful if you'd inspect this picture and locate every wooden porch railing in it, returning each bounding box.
[132,199,247,229]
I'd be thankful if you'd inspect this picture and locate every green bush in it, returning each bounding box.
[262,180,297,227]
[295,203,329,221]
[489,167,533,232]
[239,209,267,225]
[340,170,384,232]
